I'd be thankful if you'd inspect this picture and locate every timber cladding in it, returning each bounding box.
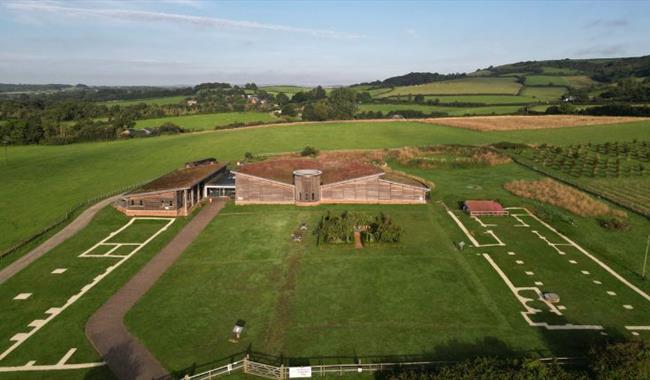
[233,158,429,206]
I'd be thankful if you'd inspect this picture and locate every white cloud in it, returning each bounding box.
[5,1,363,39]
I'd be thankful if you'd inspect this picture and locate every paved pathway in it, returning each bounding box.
[0,195,121,285]
[86,199,226,380]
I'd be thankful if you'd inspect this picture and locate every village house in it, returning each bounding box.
[463,200,509,216]
[232,157,430,205]
[115,159,227,217]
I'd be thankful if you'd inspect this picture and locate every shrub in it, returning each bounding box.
[300,146,319,157]
[589,341,650,379]
[317,211,402,244]
[597,217,631,231]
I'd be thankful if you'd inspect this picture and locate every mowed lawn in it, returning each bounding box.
[376,77,523,97]
[127,162,650,375]
[126,203,544,374]
[0,207,191,380]
[134,112,279,131]
[1,120,649,258]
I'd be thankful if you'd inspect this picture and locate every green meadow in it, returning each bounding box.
[375,77,522,97]
[524,75,595,88]
[421,94,540,104]
[519,86,567,101]
[358,103,522,116]
[101,95,188,107]
[1,120,649,262]
[134,112,279,131]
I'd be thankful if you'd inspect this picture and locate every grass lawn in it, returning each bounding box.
[134,112,279,131]
[101,95,187,107]
[376,77,522,97]
[524,75,595,89]
[0,206,193,380]
[1,120,649,258]
[126,161,650,376]
[358,103,522,116]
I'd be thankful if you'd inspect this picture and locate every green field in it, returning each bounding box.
[358,103,522,116]
[0,207,192,380]
[134,112,279,131]
[124,160,650,376]
[260,86,315,95]
[524,75,595,89]
[519,86,567,101]
[421,95,541,105]
[375,77,522,97]
[1,120,649,264]
[101,95,187,107]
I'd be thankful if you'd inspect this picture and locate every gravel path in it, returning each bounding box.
[86,199,226,380]
[0,195,121,285]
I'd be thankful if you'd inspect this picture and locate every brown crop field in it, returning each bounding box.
[423,115,650,131]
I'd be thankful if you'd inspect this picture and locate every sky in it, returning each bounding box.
[0,0,649,86]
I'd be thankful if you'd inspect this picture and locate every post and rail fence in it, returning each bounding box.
[181,354,579,380]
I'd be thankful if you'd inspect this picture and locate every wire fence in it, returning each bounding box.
[0,176,158,261]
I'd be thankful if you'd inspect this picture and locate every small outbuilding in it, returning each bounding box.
[463,200,509,216]
[115,159,226,217]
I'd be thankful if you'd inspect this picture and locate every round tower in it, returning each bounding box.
[293,169,322,204]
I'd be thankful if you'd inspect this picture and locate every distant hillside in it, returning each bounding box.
[356,72,466,88]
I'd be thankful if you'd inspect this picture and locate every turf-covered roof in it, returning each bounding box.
[235,157,427,189]
[129,163,225,194]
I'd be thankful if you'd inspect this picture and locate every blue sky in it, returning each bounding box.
[0,0,648,86]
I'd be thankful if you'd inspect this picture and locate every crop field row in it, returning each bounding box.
[358,103,523,116]
[134,111,279,131]
[583,178,650,215]
[520,141,650,178]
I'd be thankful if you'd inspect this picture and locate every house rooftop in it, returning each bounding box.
[464,200,506,213]
[129,162,226,195]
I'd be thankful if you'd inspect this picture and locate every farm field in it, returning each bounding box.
[0,206,192,380]
[125,161,650,377]
[421,95,540,104]
[375,77,522,97]
[134,112,279,131]
[260,86,317,95]
[424,115,650,131]
[1,119,649,261]
[524,75,595,88]
[101,95,188,107]
[519,86,567,101]
[358,103,522,116]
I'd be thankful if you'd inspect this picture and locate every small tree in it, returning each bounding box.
[301,146,319,157]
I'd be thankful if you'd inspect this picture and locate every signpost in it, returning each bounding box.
[289,366,312,378]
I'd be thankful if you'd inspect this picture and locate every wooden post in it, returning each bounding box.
[183,189,188,215]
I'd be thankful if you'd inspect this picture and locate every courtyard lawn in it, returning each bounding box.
[0,206,192,380]
[134,112,279,131]
[1,120,649,257]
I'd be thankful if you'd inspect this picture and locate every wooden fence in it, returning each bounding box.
[184,355,577,380]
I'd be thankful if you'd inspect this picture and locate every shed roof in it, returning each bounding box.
[129,162,225,195]
[464,200,505,213]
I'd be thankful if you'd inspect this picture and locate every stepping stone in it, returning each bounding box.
[13,293,32,300]
[593,280,602,285]
[525,271,534,276]
[51,268,67,274]
[534,281,544,286]
[569,260,577,264]
[557,305,567,310]
[623,305,634,310]
[581,270,590,275]
[507,251,516,256]
[516,260,524,265]
[607,291,617,296]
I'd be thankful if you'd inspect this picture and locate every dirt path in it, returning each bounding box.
[0,195,122,285]
[86,199,226,380]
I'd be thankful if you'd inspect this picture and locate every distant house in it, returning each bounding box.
[247,95,259,105]
[186,99,198,106]
[115,159,227,217]
[463,200,508,216]
[231,157,429,205]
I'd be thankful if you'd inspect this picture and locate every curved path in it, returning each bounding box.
[86,199,226,380]
[0,195,122,285]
